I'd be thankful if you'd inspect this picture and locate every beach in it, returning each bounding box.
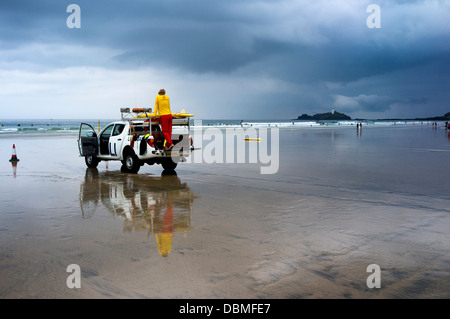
[0,123,449,299]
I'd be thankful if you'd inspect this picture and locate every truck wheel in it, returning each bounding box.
[85,155,99,168]
[161,158,178,171]
[122,151,141,173]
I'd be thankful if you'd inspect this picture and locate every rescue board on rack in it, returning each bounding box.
[134,113,195,119]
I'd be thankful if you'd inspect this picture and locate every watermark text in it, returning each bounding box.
[366,264,381,288]
[66,4,81,29]
[183,120,279,174]
[66,264,81,288]
[367,4,381,29]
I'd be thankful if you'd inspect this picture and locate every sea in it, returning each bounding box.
[0,118,447,137]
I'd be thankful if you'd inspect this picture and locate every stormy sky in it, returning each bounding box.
[1,0,449,120]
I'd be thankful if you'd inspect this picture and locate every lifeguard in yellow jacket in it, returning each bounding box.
[154,89,174,150]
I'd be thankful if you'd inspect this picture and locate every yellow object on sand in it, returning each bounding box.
[244,138,261,142]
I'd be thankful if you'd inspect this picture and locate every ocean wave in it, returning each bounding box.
[0,119,447,137]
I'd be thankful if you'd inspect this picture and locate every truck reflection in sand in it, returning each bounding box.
[79,168,197,257]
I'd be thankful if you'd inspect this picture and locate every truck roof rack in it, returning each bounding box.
[120,108,191,134]
[121,108,153,121]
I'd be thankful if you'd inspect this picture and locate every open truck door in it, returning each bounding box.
[78,123,99,156]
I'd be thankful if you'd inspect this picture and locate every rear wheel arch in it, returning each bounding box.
[122,145,134,159]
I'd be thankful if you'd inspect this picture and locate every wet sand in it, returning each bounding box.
[0,125,449,299]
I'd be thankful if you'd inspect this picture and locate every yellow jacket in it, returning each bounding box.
[154,95,171,116]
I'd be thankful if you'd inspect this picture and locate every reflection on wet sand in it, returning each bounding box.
[79,169,197,257]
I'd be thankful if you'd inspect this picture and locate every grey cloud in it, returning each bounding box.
[334,94,430,114]
[1,0,449,119]
[2,0,449,78]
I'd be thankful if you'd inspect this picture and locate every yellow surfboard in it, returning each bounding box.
[244,138,262,142]
[135,113,195,119]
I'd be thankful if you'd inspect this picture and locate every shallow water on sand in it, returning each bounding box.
[0,126,449,298]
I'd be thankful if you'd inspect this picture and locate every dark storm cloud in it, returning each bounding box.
[1,0,449,118]
[2,0,448,78]
[0,1,65,45]
[103,1,450,86]
[0,0,265,70]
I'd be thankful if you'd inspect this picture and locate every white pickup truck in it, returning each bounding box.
[78,108,195,173]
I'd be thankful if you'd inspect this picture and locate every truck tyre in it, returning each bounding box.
[85,155,99,168]
[161,158,178,171]
[122,151,141,173]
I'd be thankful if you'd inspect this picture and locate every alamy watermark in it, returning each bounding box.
[66,4,81,29]
[66,264,81,288]
[176,120,280,175]
[366,264,381,288]
[65,263,382,290]
[66,4,380,30]
[367,4,381,29]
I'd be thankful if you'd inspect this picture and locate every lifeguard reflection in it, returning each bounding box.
[79,169,197,257]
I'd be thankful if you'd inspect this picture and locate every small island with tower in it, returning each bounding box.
[295,108,352,121]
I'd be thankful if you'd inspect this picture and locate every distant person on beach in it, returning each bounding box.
[153,89,174,150]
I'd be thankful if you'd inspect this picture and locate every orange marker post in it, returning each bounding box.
[9,144,20,162]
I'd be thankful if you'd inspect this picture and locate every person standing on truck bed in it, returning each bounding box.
[153,89,174,150]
